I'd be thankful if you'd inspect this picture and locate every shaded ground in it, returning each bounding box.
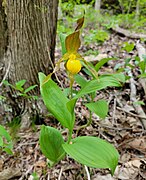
[0,32,146,180]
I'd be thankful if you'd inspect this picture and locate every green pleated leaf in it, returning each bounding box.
[106,73,125,83]
[2,80,12,87]
[85,100,108,119]
[74,74,88,88]
[3,147,13,155]
[63,136,119,175]
[95,58,116,72]
[15,79,26,87]
[15,79,26,91]
[39,125,65,164]
[74,75,124,99]
[0,125,13,154]
[39,72,75,130]
[24,85,38,93]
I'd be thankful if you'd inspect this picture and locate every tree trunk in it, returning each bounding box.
[95,0,101,13]
[5,0,58,85]
[0,0,58,128]
[135,0,140,20]
[0,1,8,75]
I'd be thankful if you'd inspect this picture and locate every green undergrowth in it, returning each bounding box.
[58,2,146,48]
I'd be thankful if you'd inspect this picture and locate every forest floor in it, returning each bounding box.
[0,32,146,180]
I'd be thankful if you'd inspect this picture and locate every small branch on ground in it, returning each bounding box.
[112,97,117,125]
[136,41,146,95]
[128,70,146,129]
[117,107,146,120]
[112,25,146,39]
[58,168,63,180]
[85,165,91,180]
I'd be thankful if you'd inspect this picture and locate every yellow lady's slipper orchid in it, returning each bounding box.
[66,54,82,74]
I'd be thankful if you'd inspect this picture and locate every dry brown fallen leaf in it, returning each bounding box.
[34,160,46,168]
[128,137,146,154]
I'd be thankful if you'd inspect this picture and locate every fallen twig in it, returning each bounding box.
[58,167,63,180]
[136,41,146,95]
[117,107,146,120]
[112,25,146,39]
[85,165,91,180]
[112,97,117,125]
[15,141,38,150]
[128,70,146,129]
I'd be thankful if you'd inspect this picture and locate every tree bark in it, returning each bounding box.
[3,0,58,86]
[0,1,8,69]
[0,0,58,127]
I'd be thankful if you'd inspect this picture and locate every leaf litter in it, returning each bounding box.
[0,32,146,179]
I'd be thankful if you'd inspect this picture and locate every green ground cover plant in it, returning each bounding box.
[115,42,146,79]
[1,80,38,137]
[0,125,13,155]
[58,0,146,42]
[3,80,38,100]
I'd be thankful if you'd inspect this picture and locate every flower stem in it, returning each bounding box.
[69,74,74,99]
[67,129,72,144]
[70,84,73,99]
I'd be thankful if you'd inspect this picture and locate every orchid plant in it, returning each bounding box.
[39,17,125,176]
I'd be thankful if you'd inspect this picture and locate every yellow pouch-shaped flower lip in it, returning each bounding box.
[66,59,82,75]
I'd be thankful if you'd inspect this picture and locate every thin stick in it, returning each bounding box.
[47,174,50,180]
[84,165,91,180]
[58,168,63,180]
[129,72,146,128]
[117,107,146,120]
[112,97,117,125]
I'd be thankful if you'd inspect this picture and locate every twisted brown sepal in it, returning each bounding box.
[43,17,85,85]
[75,16,84,31]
